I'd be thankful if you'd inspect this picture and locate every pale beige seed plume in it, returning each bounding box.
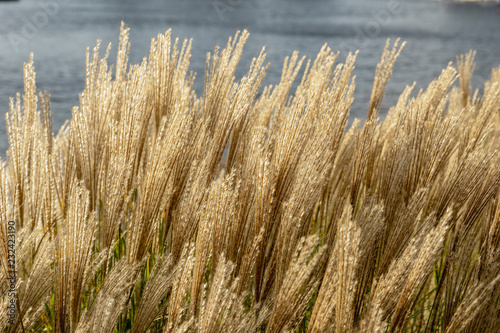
[75,259,143,333]
[5,54,57,234]
[350,198,385,325]
[70,41,113,212]
[309,200,383,333]
[320,118,360,245]
[254,48,356,303]
[54,181,97,332]
[333,207,361,333]
[190,173,237,316]
[456,50,476,107]
[388,213,450,332]
[164,243,195,333]
[12,235,54,332]
[368,38,405,119]
[170,158,209,261]
[97,30,151,255]
[273,48,356,292]
[225,47,269,173]
[266,236,325,333]
[148,27,193,130]
[197,254,238,333]
[264,51,305,139]
[131,255,175,333]
[361,210,450,332]
[227,126,266,282]
[125,101,192,262]
[308,244,338,333]
[377,188,429,276]
[169,30,265,263]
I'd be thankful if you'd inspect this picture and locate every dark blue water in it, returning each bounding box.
[1,0,499,155]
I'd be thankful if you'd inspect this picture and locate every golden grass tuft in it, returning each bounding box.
[1,23,500,332]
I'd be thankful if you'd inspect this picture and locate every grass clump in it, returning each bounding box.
[1,23,500,332]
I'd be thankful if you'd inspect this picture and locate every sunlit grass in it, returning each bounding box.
[1,22,500,332]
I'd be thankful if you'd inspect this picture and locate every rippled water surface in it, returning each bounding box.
[0,0,499,155]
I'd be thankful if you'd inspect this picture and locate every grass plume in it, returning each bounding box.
[1,23,500,332]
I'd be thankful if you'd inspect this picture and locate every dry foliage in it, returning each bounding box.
[1,23,500,332]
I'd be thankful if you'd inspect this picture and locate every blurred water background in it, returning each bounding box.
[0,0,499,155]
